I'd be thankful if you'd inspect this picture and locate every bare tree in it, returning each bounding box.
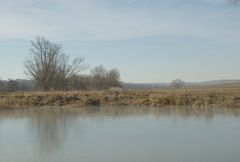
[89,65,122,90]
[25,37,87,91]
[53,55,87,90]
[90,65,108,90]
[171,79,185,89]
[0,77,4,92]
[7,79,17,92]
[69,75,91,91]
[106,69,122,88]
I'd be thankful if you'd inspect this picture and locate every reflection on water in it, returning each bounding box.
[29,111,74,157]
[0,107,240,162]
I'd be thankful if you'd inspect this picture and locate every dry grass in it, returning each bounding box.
[1,87,240,109]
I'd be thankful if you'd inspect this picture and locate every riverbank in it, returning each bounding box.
[1,88,240,109]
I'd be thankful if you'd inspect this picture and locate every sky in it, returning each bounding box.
[0,0,240,83]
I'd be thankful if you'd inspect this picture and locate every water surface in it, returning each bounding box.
[0,107,240,162]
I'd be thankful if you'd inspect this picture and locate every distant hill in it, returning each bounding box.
[187,80,240,86]
[121,82,170,90]
[1,79,240,91]
[121,80,240,90]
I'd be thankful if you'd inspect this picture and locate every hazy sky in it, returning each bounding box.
[0,0,240,83]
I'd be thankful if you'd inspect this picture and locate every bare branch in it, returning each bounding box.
[25,36,87,91]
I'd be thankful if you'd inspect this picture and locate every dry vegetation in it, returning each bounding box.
[1,87,240,109]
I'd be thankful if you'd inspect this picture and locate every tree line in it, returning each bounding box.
[0,37,122,92]
[0,34,185,92]
[0,79,34,92]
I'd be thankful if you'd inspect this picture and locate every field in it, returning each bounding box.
[0,87,240,109]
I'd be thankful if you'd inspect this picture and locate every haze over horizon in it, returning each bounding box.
[0,0,240,83]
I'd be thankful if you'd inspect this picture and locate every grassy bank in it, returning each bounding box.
[1,88,240,109]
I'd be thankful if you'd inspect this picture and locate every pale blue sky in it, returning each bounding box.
[0,0,240,82]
